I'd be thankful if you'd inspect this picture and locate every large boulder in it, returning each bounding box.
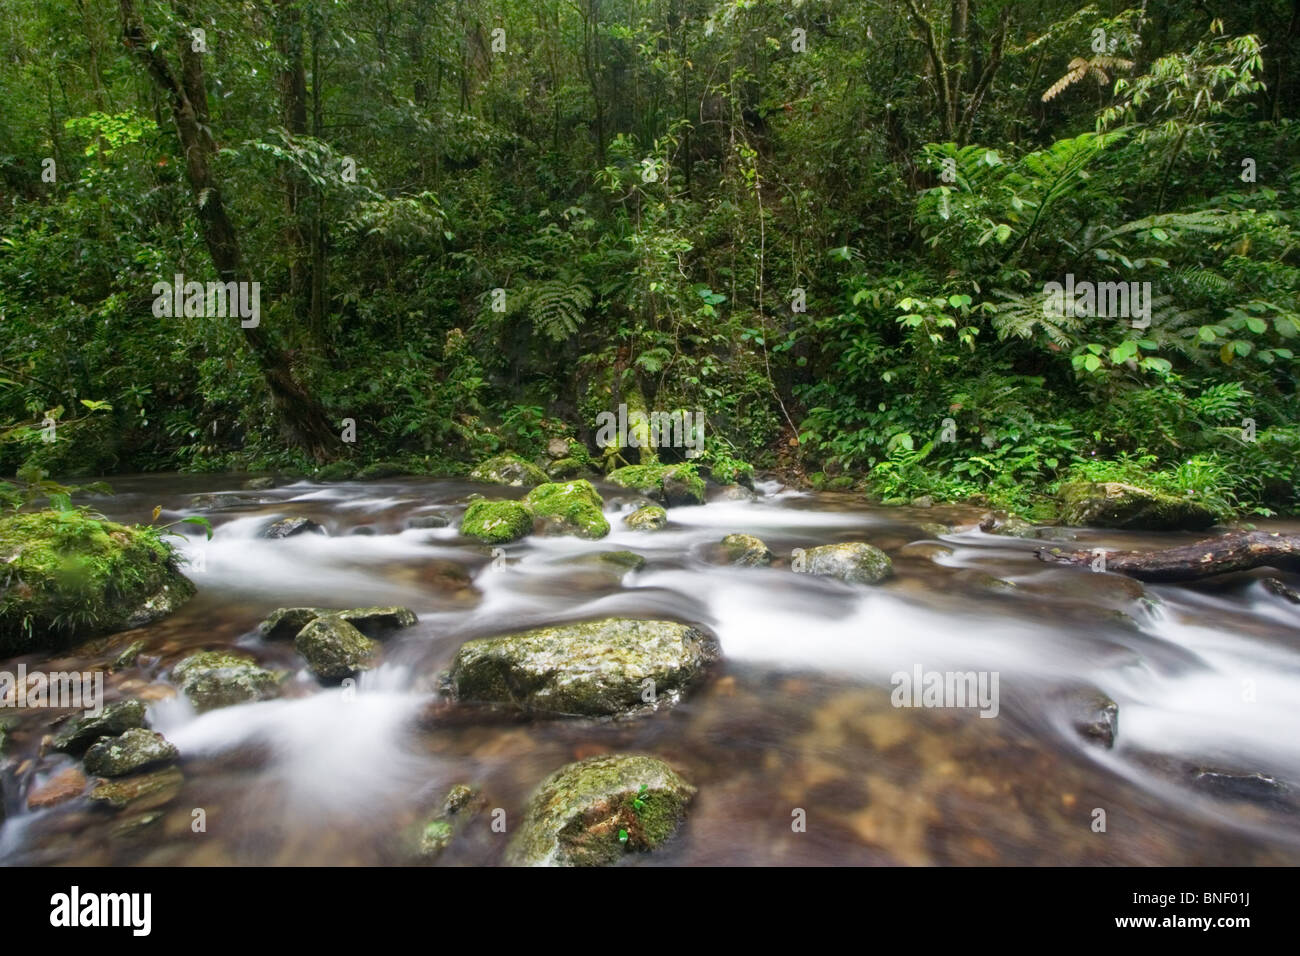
[294,615,379,681]
[524,480,610,539]
[1057,482,1217,531]
[0,511,195,656]
[83,728,178,778]
[446,618,718,718]
[607,464,705,507]
[507,754,696,866]
[798,542,893,585]
[173,650,283,712]
[469,454,547,488]
[459,500,533,544]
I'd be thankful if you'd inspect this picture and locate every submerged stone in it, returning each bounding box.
[173,650,283,712]
[799,542,893,585]
[295,615,379,681]
[469,454,548,488]
[1058,482,1217,531]
[525,480,609,539]
[83,728,178,778]
[1068,690,1119,749]
[459,500,533,544]
[259,605,417,641]
[0,511,195,656]
[507,754,696,866]
[446,618,719,717]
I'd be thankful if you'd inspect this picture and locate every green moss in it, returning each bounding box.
[709,458,755,488]
[0,510,195,656]
[356,460,408,480]
[546,457,595,480]
[606,463,705,506]
[1058,481,1218,530]
[459,499,533,543]
[524,480,610,539]
[469,454,548,488]
[314,461,356,481]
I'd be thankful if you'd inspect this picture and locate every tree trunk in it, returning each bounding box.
[119,0,340,461]
[1036,531,1300,582]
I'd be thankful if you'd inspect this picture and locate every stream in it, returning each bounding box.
[2,473,1298,865]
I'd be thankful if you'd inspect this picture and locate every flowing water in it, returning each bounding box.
[2,474,1298,866]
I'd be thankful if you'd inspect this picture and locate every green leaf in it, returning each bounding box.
[181,515,214,540]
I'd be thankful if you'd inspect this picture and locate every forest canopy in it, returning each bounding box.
[2,0,1298,519]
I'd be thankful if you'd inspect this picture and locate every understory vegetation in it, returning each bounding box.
[2,1,1297,518]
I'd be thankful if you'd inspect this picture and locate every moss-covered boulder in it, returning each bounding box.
[624,505,668,531]
[507,754,696,866]
[469,454,547,488]
[0,511,195,656]
[798,542,893,585]
[708,459,755,488]
[719,534,773,567]
[446,618,718,718]
[356,461,408,480]
[607,464,706,506]
[295,615,379,681]
[83,728,178,778]
[173,650,283,712]
[1057,482,1218,531]
[524,480,610,539]
[459,499,533,544]
[52,699,147,755]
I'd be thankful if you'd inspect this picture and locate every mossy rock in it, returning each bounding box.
[0,510,195,656]
[469,454,547,488]
[459,499,533,544]
[1057,482,1218,531]
[356,461,409,480]
[708,459,755,488]
[88,766,183,811]
[261,516,326,539]
[978,512,1038,537]
[798,542,893,585]
[173,650,283,712]
[314,461,357,482]
[83,728,178,778]
[446,618,719,718]
[258,605,417,641]
[719,534,773,567]
[507,754,695,866]
[294,615,379,681]
[624,505,668,531]
[607,464,705,506]
[524,480,610,539]
[52,699,148,755]
[546,457,597,481]
[573,551,646,573]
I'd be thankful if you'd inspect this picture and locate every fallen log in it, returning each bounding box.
[1035,531,1300,582]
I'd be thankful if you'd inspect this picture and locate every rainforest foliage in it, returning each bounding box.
[2,0,1298,518]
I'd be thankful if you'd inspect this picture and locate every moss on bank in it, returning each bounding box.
[0,510,194,656]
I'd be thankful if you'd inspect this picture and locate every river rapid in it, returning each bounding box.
[2,473,1298,866]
